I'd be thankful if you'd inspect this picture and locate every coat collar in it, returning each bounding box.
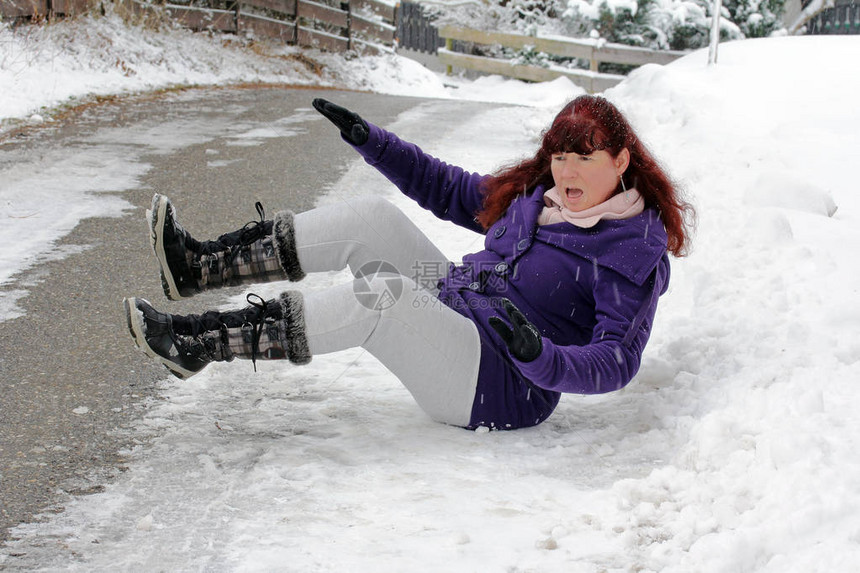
[515,186,668,286]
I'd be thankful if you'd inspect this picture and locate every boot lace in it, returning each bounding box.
[199,202,268,261]
[178,293,269,369]
[245,292,268,372]
[171,317,233,363]
[238,202,268,246]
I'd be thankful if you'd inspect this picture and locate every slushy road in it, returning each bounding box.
[0,87,447,544]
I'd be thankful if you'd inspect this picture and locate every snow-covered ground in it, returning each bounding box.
[2,9,860,572]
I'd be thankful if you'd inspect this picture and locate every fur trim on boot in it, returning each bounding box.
[276,291,312,365]
[272,211,306,282]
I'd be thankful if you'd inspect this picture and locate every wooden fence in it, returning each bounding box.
[437,26,686,93]
[1,0,91,19]
[1,0,397,52]
[136,0,396,51]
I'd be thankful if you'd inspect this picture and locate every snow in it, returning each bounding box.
[2,8,860,572]
[567,0,641,21]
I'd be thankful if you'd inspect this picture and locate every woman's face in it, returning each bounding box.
[550,148,630,212]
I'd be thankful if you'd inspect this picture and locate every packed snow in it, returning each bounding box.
[2,9,860,572]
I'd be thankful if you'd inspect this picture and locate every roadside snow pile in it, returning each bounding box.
[598,35,860,571]
[0,9,300,120]
[0,7,446,128]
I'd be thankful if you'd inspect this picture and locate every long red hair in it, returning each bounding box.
[477,95,694,257]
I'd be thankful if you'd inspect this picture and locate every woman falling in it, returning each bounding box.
[124,95,693,431]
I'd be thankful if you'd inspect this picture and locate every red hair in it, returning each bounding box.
[477,95,695,257]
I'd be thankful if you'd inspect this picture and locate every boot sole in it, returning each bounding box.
[148,194,185,301]
[124,297,195,380]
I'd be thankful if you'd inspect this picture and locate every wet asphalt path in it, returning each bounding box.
[0,87,431,545]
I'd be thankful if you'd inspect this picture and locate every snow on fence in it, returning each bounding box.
[436,25,686,93]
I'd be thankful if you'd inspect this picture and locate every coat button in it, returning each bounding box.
[494,262,509,275]
[493,226,507,239]
[517,238,530,251]
[468,281,481,291]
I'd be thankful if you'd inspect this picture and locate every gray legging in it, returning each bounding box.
[293,196,481,427]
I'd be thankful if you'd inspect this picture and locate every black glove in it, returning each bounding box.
[312,98,370,146]
[488,298,543,363]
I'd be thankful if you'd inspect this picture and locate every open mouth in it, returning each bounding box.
[565,187,584,200]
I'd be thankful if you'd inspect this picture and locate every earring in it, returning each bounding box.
[620,175,629,200]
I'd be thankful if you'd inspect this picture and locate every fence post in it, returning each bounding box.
[233,0,240,37]
[345,0,352,51]
[392,2,399,48]
[445,36,453,75]
[294,0,301,46]
[589,45,598,72]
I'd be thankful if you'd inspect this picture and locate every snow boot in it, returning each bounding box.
[123,292,311,379]
[148,193,305,301]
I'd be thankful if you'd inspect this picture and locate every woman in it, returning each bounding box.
[124,95,693,431]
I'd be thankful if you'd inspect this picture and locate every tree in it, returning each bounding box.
[561,0,782,50]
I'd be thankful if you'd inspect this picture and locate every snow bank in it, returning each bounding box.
[0,10,314,122]
[597,35,860,570]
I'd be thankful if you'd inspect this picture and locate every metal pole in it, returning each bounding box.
[708,0,722,65]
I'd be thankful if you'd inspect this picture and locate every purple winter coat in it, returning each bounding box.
[353,123,671,430]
